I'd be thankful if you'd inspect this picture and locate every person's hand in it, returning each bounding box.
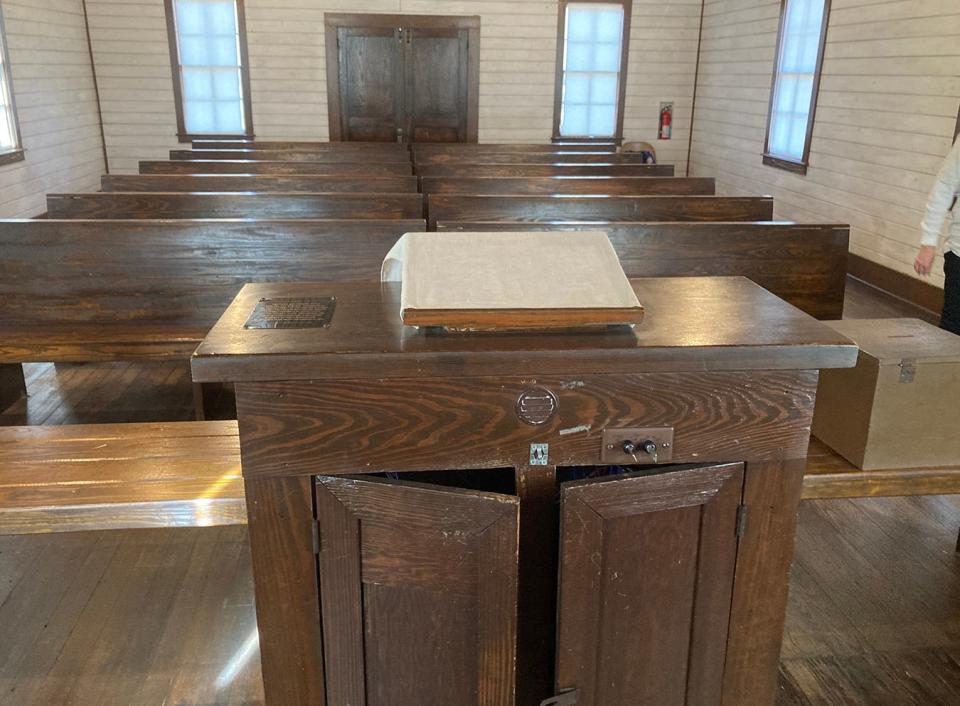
[914,245,937,275]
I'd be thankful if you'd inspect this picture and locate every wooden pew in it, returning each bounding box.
[420,176,715,196]
[413,151,649,165]
[426,194,773,228]
[436,220,848,319]
[47,192,424,220]
[416,163,674,177]
[102,174,419,193]
[140,160,414,175]
[412,143,615,154]
[193,140,407,151]
[0,218,424,363]
[172,149,412,163]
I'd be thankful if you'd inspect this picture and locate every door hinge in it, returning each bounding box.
[541,690,579,706]
[312,521,320,555]
[735,504,749,539]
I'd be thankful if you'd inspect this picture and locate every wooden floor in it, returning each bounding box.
[0,277,957,705]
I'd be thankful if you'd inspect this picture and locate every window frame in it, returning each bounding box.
[163,0,254,143]
[762,0,831,175]
[551,0,632,141]
[0,2,24,166]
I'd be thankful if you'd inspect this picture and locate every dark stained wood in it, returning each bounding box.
[193,279,857,384]
[803,437,960,499]
[0,421,243,534]
[425,194,774,227]
[324,13,480,143]
[436,221,849,319]
[46,192,424,220]
[848,252,944,321]
[192,139,408,151]
[102,174,419,193]
[414,151,650,165]
[555,463,743,705]
[413,142,613,154]
[140,160,414,175]
[172,149,412,162]
[420,175,715,196]
[0,365,25,412]
[315,476,518,705]
[416,163,673,177]
[244,474,326,705]
[0,219,424,363]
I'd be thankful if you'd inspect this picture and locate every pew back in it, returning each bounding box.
[140,160,414,176]
[426,194,774,228]
[172,149,412,163]
[415,163,673,177]
[419,176,715,196]
[0,219,424,362]
[102,175,419,193]
[412,143,614,154]
[413,152,649,165]
[193,140,408,151]
[47,193,425,220]
[435,221,848,319]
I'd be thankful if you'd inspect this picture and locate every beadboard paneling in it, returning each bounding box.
[0,0,104,216]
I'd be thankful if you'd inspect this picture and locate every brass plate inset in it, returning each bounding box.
[244,297,336,330]
[516,386,558,426]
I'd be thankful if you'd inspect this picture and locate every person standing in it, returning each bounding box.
[915,137,960,334]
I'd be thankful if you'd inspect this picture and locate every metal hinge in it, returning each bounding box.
[541,690,579,706]
[735,504,749,539]
[312,521,320,555]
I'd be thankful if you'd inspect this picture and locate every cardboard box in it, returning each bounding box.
[812,318,960,470]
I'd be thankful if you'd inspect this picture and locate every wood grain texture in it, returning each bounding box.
[0,219,424,363]
[416,163,674,177]
[46,192,424,220]
[0,421,243,535]
[413,143,612,154]
[140,160,414,175]
[102,174,419,193]
[425,195,774,227]
[555,464,743,705]
[414,151,650,165]
[172,149,412,163]
[235,372,819,479]
[192,139,408,151]
[437,221,849,319]
[315,476,518,706]
[419,176,715,196]
[244,474,325,706]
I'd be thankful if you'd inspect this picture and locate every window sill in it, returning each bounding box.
[177,132,254,144]
[0,149,25,166]
[763,153,807,175]
[551,135,622,145]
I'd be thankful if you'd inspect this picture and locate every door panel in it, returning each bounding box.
[555,463,744,706]
[338,27,403,142]
[315,475,519,706]
[407,28,469,142]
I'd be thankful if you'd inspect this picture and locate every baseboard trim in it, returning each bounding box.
[847,253,944,318]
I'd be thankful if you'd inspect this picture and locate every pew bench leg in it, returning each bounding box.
[0,364,26,412]
[193,381,237,421]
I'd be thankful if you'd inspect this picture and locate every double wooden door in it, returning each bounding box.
[314,462,744,705]
[325,14,480,143]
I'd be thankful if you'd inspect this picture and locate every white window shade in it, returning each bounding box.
[767,0,827,163]
[559,4,625,138]
[173,0,246,135]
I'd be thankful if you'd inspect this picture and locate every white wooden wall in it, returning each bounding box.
[85,0,700,173]
[689,0,960,286]
[0,0,104,217]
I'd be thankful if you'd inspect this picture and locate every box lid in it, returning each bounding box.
[823,318,960,366]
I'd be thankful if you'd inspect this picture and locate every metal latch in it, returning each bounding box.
[540,690,579,706]
[899,358,917,383]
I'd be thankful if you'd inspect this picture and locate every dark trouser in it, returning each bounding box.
[943,250,960,335]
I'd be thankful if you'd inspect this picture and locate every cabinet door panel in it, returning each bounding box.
[338,27,403,142]
[316,475,519,706]
[407,28,469,142]
[556,463,744,706]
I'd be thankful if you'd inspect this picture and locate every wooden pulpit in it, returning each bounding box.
[191,277,857,706]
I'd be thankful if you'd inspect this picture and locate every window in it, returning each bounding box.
[165,0,253,140]
[763,0,831,174]
[0,3,23,164]
[553,1,631,139]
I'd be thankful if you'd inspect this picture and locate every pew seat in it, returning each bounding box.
[0,421,245,534]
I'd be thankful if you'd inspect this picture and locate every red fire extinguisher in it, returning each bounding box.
[659,103,673,140]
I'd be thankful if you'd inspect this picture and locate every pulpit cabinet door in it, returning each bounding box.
[555,463,745,706]
[314,475,520,706]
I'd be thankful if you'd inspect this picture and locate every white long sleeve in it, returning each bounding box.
[921,139,960,251]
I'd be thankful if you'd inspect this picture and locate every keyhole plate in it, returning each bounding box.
[600,427,674,465]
